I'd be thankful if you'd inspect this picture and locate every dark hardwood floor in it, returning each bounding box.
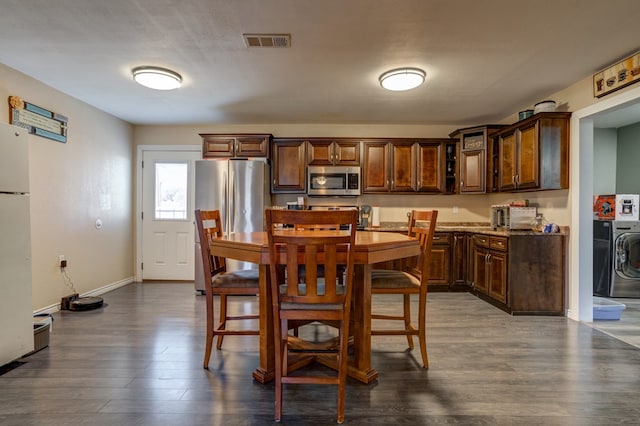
[2,282,640,425]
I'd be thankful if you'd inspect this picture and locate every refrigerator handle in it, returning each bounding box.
[229,170,235,234]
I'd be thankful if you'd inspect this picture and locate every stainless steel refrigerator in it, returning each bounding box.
[194,159,271,293]
[0,122,34,366]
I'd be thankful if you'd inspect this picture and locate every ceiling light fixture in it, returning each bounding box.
[132,66,182,90]
[379,67,426,91]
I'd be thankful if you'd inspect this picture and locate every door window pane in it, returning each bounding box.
[155,162,188,220]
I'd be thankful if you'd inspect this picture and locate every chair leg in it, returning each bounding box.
[403,294,414,349]
[216,294,227,350]
[337,319,349,424]
[203,293,215,369]
[418,294,428,369]
[274,318,285,422]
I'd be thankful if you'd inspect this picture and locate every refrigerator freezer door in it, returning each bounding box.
[229,160,270,234]
[195,160,227,230]
[195,160,227,292]
[0,194,34,365]
[0,123,29,194]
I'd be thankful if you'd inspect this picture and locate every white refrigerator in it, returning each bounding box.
[194,159,271,293]
[0,122,34,366]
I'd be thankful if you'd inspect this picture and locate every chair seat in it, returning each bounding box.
[371,269,420,290]
[212,269,260,288]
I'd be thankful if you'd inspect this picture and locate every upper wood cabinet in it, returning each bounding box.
[271,138,306,193]
[362,139,451,194]
[494,112,570,192]
[200,133,271,159]
[306,139,360,166]
[362,140,415,192]
[416,140,446,193]
[449,125,506,194]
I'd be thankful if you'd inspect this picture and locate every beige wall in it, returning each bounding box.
[0,64,134,311]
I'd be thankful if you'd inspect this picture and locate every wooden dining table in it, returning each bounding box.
[209,230,420,384]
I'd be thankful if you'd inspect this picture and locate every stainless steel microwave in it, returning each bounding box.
[307,166,361,196]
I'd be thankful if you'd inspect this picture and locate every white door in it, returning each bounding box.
[141,149,201,280]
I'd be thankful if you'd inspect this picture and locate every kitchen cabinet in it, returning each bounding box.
[429,232,452,287]
[201,133,271,159]
[450,125,506,194]
[471,232,565,315]
[494,112,570,192]
[472,235,508,304]
[362,140,415,192]
[416,140,448,193]
[271,138,306,193]
[451,232,468,287]
[306,139,360,166]
[362,139,450,194]
[507,233,565,315]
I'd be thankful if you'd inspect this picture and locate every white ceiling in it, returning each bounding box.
[1,0,640,127]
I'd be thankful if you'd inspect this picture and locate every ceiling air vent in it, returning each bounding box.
[243,33,291,48]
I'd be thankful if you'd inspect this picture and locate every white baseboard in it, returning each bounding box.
[34,276,135,316]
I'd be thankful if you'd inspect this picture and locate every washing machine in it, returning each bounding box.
[594,220,640,298]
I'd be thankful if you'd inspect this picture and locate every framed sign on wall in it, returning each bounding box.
[593,51,640,98]
[8,96,68,143]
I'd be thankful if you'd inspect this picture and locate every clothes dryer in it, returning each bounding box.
[611,221,640,297]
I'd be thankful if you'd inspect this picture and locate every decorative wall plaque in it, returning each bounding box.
[593,51,640,98]
[8,96,68,143]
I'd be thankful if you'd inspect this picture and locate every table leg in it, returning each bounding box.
[252,264,275,383]
[350,264,378,384]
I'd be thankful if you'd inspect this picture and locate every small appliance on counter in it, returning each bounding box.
[491,204,538,230]
[359,205,372,229]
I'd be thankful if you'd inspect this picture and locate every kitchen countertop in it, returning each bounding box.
[364,221,569,236]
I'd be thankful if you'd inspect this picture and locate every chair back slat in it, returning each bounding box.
[266,209,357,306]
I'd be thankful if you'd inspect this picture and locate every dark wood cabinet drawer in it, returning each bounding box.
[489,236,508,251]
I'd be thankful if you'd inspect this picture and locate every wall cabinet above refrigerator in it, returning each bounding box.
[200,133,272,159]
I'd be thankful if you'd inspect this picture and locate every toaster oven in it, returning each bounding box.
[491,205,537,230]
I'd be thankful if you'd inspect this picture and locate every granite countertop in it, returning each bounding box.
[364,221,568,236]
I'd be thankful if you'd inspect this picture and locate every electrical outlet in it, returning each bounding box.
[453,206,459,214]
[58,255,67,268]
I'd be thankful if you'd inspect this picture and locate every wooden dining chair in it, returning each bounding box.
[265,209,358,424]
[194,209,260,369]
[370,209,438,368]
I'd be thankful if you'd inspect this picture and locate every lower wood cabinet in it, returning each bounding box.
[428,232,452,286]
[452,232,468,286]
[370,229,565,315]
[472,235,508,304]
[471,232,565,315]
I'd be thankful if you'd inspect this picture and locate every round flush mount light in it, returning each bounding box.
[379,67,426,91]
[132,66,182,90]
